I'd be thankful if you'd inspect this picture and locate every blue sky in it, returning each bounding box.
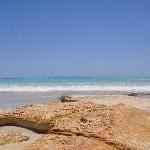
[0,0,150,77]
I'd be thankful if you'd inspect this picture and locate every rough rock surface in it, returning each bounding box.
[0,101,149,149]
[26,134,117,150]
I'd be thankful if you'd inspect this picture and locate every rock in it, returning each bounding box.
[0,101,149,149]
[60,95,78,102]
[128,92,138,96]
[17,135,29,142]
[80,117,88,123]
[25,134,117,150]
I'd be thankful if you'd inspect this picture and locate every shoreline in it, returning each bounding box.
[0,91,150,111]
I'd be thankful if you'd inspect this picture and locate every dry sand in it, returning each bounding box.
[0,126,43,150]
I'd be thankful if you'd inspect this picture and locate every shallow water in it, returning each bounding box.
[0,77,150,109]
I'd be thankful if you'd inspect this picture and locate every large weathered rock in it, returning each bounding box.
[0,101,149,149]
[25,134,117,150]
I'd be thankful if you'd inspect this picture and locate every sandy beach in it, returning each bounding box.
[0,94,149,149]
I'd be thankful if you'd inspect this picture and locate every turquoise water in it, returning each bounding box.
[1,76,150,84]
[0,76,150,109]
[0,76,150,92]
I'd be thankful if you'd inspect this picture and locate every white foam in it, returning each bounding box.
[0,84,150,92]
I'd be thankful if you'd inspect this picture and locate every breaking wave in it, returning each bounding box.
[0,84,150,93]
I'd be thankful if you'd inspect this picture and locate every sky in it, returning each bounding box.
[0,0,150,77]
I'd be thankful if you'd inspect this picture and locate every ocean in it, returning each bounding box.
[0,76,150,109]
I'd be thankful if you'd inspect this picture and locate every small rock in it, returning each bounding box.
[18,136,29,142]
[60,95,78,102]
[80,117,88,123]
[128,93,138,96]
